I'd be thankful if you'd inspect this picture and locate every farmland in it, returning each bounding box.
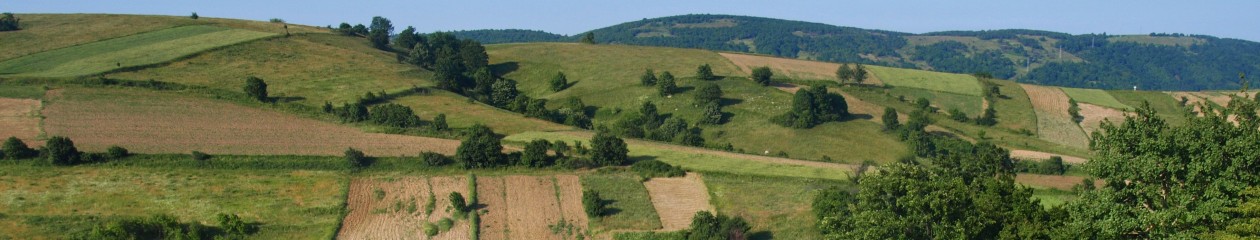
[0,98,42,147]
[887,86,984,116]
[581,170,663,232]
[866,65,982,96]
[988,79,1039,132]
[1107,90,1186,125]
[718,52,885,84]
[1060,87,1131,110]
[704,173,845,240]
[642,173,715,231]
[0,25,275,77]
[1021,84,1090,149]
[42,87,460,156]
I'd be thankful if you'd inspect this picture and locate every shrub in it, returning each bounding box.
[455,125,504,169]
[686,211,750,240]
[630,160,685,179]
[520,139,552,167]
[1039,156,1067,175]
[420,151,451,166]
[948,108,970,122]
[368,103,422,128]
[0,13,20,32]
[590,130,628,166]
[78,214,215,240]
[641,69,657,86]
[106,145,129,159]
[217,213,256,236]
[423,222,438,236]
[752,66,773,86]
[449,192,468,216]
[189,12,198,19]
[582,189,605,217]
[424,192,436,216]
[437,218,454,232]
[2,136,35,159]
[657,71,677,96]
[470,210,481,240]
[243,76,268,102]
[696,64,716,80]
[190,151,210,161]
[550,72,568,92]
[431,114,449,131]
[345,148,367,168]
[46,136,80,165]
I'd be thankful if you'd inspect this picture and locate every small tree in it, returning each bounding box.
[698,103,723,125]
[455,124,504,169]
[835,64,854,83]
[751,66,773,86]
[449,192,468,215]
[46,136,80,165]
[694,84,723,106]
[914,97,931,110]
[853,63,868,84]
[640,69,657,86]
[189,12,199,20]
[657,71,677,96]
[520,139,551,168]
[550,72,568,92]
[368,16,394,50]
[106,146,129,159]
[2,137,35,159]
[345,148,367,168]
[243,76,268,102]
[579,32,595,44]
[696,64,716,80]
[0,13,20,31]
[882,107,901,131]
[582,190,605,217]
[1039,156,1066,175]
[431,114,448,131]
[590,130,628,166]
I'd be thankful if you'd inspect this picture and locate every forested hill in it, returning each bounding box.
[455,14,1260,91]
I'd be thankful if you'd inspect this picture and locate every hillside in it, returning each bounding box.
[459,14,1260,91]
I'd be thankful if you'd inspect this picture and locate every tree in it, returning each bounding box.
[337,102,369,122]
[243,76,268,102]
[448,192,468,214]
[520,139,551,167]
[687,211,750,240]
[2,137,35,159]
[0,13,20,31]
[693,84,722,106]
[45,136,80,166]
[657,71,677,96]
[189,12,199,20]
[773,85,847,128]
[853,63,868,83]
[696,64,716,80]
[490,79,519,107]
[582,190,604,217]
[835,64,854,83]
[881,107,900,131]
[106,145,129,159]
[974,107,997,126]
[640,69,657,86]
[914,97,931,110]
[368,103,422,128]
[344,148,367,168]
[407,42,435,68]
[394,26,420,50]
[579,32,595,44]
[455,124,503,169]
[368,16,393,50]
[590,130,628,166]
[550,72,568,92]
[351,24,368,37]
[431,114,448,131]
[698,103,723,125]
[751,66,773,86]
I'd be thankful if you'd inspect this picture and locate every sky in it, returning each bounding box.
[8,0,1260,42]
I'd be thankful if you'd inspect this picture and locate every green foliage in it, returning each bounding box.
[686,211,750,240]
[580,32,596,44]
[697,102,723,125]
[696,64,716,80]
[948,108,970,122]
[423,222,439,236]
[550,72,569,92]
[468,173,478,207]
[344,148,367,168]
[640,69,657,86]
[491,79,520,107]
[591,130,629,166]
[335,102,369,123]
[583,189,605,218]
[630,160,685,179]
[1067,99,1083,123]
[455,124,504,169]
[394,26,421,51]
[470,210,481,240]
[431,113,449,131]
[189,12,198,20]
[189,151,210,161]
[912,41,1016,78]
[521,139,552,167]
[77,214,216,240]
[852,63,868,83]
[437,218,454,232]
[1013,157,1067,175]
[449,192,468,216]
[0,13,20,31]
[773,85,849,128]
[1216,187,1260,238]
[243,76,268,102]
[881,107,900,131]
[751,66,773,86]
[835,64,854,83]
[657,71,677,96]
[811,186,852,221]
[368,16,393,50]
[420,151,451,166]
[424,191,437,216]
[46,136,80,166]
[2,136,35,160]
[217,213,257,236]
[367,103,422,128]
[914,97,932,110]
[106,145,129,159]
[974,107,997,126]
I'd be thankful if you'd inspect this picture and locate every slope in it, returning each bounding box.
[0,25,275,77]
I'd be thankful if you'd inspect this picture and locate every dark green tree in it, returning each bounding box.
[696,64,716,80]
[698,103,723,125]
[0,13,20,31]
[45,136,80,166]
[189,12,198,20]
[449,192,468,214]
[368,103,422,128]
[243,76,268,102]
[881,107,900,131]
[579,32,595,44]
[751,66,773,86]
[520,139,551,167]
[431,113,448,131]
[351,24,368,36]
[582,190,604,217]
[337,102,369,122]
[368,16,393,50]
[344,148,367,168]
[550,72,568,92]
[590,130,628,166]
[640,69,657,86]
[2,137,35,159]
[455,124,503,169]
[694,84,722,106]
[852,63,868,83]
[835,64,854,83]
[914,97,931,110]
[657,71,677,96]
[490,79,519,108]
[407,42,434,68]
[394,26,421,50]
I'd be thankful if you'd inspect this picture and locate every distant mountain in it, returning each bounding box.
[455,14,1260,91]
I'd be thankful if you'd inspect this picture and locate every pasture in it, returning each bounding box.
[1059,87,1131,110]
[887,87,984,117]
[581,171,663,232]
[0,25,275,77]
[718,52,884,84]
[1107,90,1186,125]
[989,79,1039,132]
[865,65,982,96]
[704,173,845,240]
[392,91,576,135]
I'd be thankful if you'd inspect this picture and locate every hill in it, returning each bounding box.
[458,14,1260,91]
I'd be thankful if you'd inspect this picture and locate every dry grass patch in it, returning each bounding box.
[1016,174,1091,191]
[0,98,42,147]
[719,52,882,84]
[42,88,458,156]
[643,173,716,231]
[1010,150,1087,164]
[1021,84,1089,149]
[1078,103,1127,136]
[393,92,575,135]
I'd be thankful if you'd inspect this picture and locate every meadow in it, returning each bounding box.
[1060,87,1132,110]
[989,79,1039,132]
[703,172,847,240]
[887,87,984,117]
[865,65,982,96]
[581,170,663,232]
[1107,90,1186,125]
[0,25,275,77]
[391,91,575,135]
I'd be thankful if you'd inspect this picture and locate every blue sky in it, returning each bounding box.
[9,0,1260,41]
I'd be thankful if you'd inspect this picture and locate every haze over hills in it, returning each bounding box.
[453,14,1260,91]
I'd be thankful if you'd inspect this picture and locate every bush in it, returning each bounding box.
[189,12,198,19]
[345,148,367,168]
[449,192,468,216]
[455,125,504,169]
[420,151,451,166]
[106,145,129,159]
[582,190,605,218]
[217,213,256,236]
[948,108,970,122]
[437,218,454,232]
[368,103,422,128]
[0,13,20,32]
[423,222,438,236]
[431,113,449,131]
[243,76,268,102]
[190,151,210,161]
[550,72,568,92]
[78,214,216,240]
[470,210,481,240]
[590,130,628,166]
[520,139,552,167]
[631,160,685,179]
[751,66,773,86]
[641,69,657,86]
[2,136,35,160]
[686,211,750,240]
[696,64,716,80]
[46,136,80,165]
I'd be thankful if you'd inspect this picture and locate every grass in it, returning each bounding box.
[887,87,983,117]
[703,172,848,239]
[0,25,275,78]
[0,163,348,239]
[865,65,982,96]
[1030,189,1077,208]
[989,79,1039,132]
[1060,87,1132,110]
[392,91,575,135]
[1108,35,1206,47]
[506,131,854,181]
[1107,90,1188,126]
[579,170,662,232]
[0,85,46,99]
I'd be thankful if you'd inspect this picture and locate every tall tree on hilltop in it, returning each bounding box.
[368,16,393,50]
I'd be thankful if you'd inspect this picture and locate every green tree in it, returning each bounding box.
[407,42,435,68]
[368,16,393,50]
[243,76,268,102]
[852,63,868,83]
[696,64,716,80]
[189,12,198,20]
[835,64,854,83]
[455,124,503,169]
[490,79,519,108]
[344,148,367,168]
[657,71,677,96]
[0,13,20,31]
[579,32,595,44]
[687,211,750,240]
[698,103,723,125]
[751,66,773,86]
[550,72,568,92]
[1214,187,1260,238]
[394,26,421,50]
[45,136,80,166]
[582,190,604,217]
[106,145,129,159]
[449,192,468,214]
[914,97,931,110]
[974,107,997,126]
[640,69,657,86]
[431,113,448,131]
[590,130,628,166]
[2,137,35,159]
[520,139,551,167]
[881,107,900,131]
[368,103,422,128]
[693,84,722,106]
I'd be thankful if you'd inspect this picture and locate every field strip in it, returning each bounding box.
[719,52,886,85]
[1060,87,1132,110]
[643,173,715,231]
[428,176,472,240]
[867,65,981,96]
[1078,103,1127,137]
[1021,84,1089,149]
[477,176,509,240]
[0,25,275,77]
[0,98,43,147]
[337,178,431,239]
[42,88,459,156]
[1016,174,1091,190]
[504,176,566,239]
[554,175,591,231]
[1010,150,1087,164]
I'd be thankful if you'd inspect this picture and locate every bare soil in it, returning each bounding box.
[338,177,434,240]
[1021,84,1089,149]
[504,176,566,240]
[1077,103,1127,136]
[476,176,509,240]
[0,98,42,147]
[643,173,715,231]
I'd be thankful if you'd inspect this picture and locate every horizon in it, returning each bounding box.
[7,0,1260,42]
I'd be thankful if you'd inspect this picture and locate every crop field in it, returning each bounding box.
[704,173,846,240]
[1077,103,1127,136]
[0,25,275,78]
[887,87,984,117]
[865,65,982,96]
[111,33,422,105]
[42,88,460,156]
[0,98,42,147]
[580,171,663,232]
[989,79,1039,132]
[1021,84,1090,149]
[338,176,471,240]
[718,52,884,84]
[0,165,347,239]
[1107,90,1186,126]
[1010,150,1087,164]
[392,92,575,135]
[643,173,715,231]
[1059,87,1131,110]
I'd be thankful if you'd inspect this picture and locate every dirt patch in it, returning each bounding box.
[42,88,459,156]
[643,173,715,231]
[0,98,42,147]
[503,176,566,239]
[1016,174,1094,190]
[338,177,434,240]
[1077,103,1127,136]
[719,52,884,85]
[471,175,590,240]
[1010,150,1087,164]
[476,176,508,240]
[1021,84,1089,149]
[554,175,591,232]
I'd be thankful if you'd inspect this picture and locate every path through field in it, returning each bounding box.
[643,173,715,231]
[1021,84,1089,149]
[0,98,42,147]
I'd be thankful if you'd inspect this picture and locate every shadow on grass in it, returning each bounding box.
[490,62,520,77]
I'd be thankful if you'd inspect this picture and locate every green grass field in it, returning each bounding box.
[887,87,983,117]
[989,79,1039,132]
[1108,35,1206,47]
[0,25,275,78]
[0,164,348,239]
[580,170,662,232]
[392,91,576,135]
[505,131,854,181]
[1060,87,1131,110]
[866,65,982,96]
[0,85,46,99]
[1107,90,1187,126]
[704,172,848,240]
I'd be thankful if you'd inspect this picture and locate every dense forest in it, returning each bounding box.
[455,14,1260,91]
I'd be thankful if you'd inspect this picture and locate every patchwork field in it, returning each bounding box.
[581,171,663,232]
[718,52,884,84]
[989,79,1039,132]
[865,65,981,96]
[0,165,347,239]
[338,176,471,240]
[0,25,275,78]
[1060,87,1131,110]
[42,88,460,156]
[642,173,715,231]
[1078,103,1127,136]
[704,173,845,239]
[1021,84,1089,149]
[0,98,42,147]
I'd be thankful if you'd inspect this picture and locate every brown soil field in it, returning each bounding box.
[1021,84,1089,149]
[0,98,42,147]
[554,175,591,233]
[643,173,716,231]
[338,177,437,240]
[1078,103,1127,136]
[475,175,590,240]
[41,88,459,156]
[504,176,567,240]
[428,177,472,240]
[1010,150,1087,164]
[476,177,509,240]
[719,52,884,85]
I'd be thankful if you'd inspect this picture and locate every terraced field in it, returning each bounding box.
[0,25,275,77]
